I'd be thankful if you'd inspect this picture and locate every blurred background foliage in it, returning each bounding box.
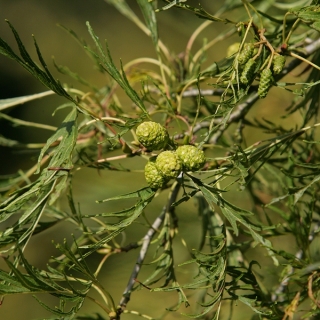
[0,0,317,319]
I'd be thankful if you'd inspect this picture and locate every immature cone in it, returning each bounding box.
[272,55,286,75]
[176,145,206,171]
[144,158,168,189]
[136,121,169,151]
[237,43,255,65]
[240,58,257,85]
[258,69,274,98]
[156,151,182,179]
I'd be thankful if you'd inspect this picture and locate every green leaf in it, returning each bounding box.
[192,178,253,234]
[0,269,31,294]
[1,252,78,296]
[90,187,155,230]
[57,23,105,73]
[0,246,92,316]
[136,0,158,47]
[0,108,77,249]
[0,180,56,248]
[294,174,320,204]
[0,220,58,247]
[0,21,75,103]
[96,186,154,203]
[274,0,311,10]
[238,296,272,315]
[249,229,279,266]
[0,91,55,112]
[53,58,100,92]
[265,194,289,206]
[105,0,143,27]
[86,22,147,114]
[55,238,93,276]
[190,177,278,265]
[34,294,85,317]
[290,5,320,29]
[80,227,126,253]
[36,106,78,173]
[289,5,320,31]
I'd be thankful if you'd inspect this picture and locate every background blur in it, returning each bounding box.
[0,1,293,319]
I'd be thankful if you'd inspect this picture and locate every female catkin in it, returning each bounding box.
[237,43,255,65]
[272,55,286,74]
[258,69,274,98]
[240,58,257,85]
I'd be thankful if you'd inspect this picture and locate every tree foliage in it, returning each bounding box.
[1,0,320,319]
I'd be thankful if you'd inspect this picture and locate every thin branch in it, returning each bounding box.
[0,112,57,131]
[145,87,226,99]
[209,91,259,144]
[172,37,320,144]
[271,218,320,302]
[119,181,181,308]
[180,88,226,98]
[0,90,55,112]
[119,210,164,308]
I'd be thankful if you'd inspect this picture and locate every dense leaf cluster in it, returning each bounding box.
[1,0,320,319]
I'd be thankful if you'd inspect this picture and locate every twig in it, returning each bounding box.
[209,91,259,144]
[183,37,320,144]
[0,112,57,131]
[119,209,164,308]
[271,250,303,302]
[271,219,320,302]
[290,51,320,71]
[173,90,259,142]
[119,182,181,308]
[146,87,226,98]
[172,37,320,144]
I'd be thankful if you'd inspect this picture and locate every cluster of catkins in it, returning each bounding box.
[136,121,206,189]
[237,43,286,98]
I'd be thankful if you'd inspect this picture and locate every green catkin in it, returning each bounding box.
[240,58,257,84]
[258,69,274,98]
[237,43,255,65]
[272,55,286,74]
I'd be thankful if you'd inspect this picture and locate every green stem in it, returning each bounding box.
[290,51,320,71]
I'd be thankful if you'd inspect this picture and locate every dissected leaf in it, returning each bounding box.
[86,22,147,114]
[1,1,320,319]
[36,106,78,173]
[0,21,75,102]
[136,0,158,47]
